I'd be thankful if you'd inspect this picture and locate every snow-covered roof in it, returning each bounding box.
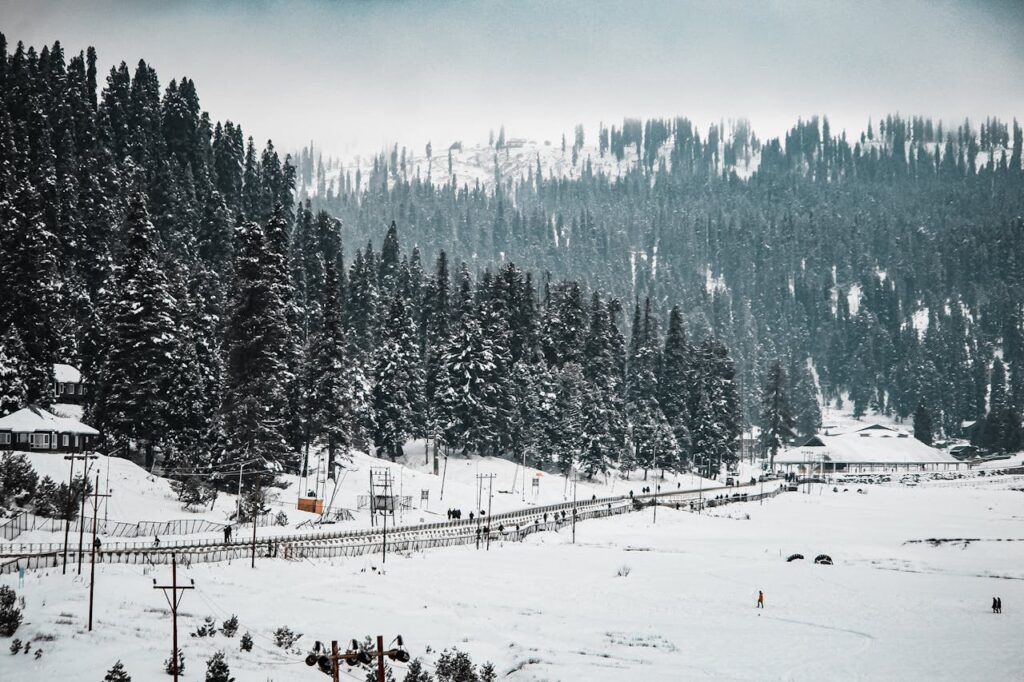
[0,405,99,435]
[777,424,958,465]
[53,363,82,383]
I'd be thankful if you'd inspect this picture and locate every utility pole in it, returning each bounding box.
[653,483,660,524]
[251,476,264,569]
[439,451,449,500]
[308,635,409,681]
[73,453,98,575]
[153,554,194,682]
[571,473,577,543]
[61,452,94,574]
[476,473,496,550]
[87,474,111,631]
[371,468,393,564]
[236,462,245,522]
[376,635,386,682]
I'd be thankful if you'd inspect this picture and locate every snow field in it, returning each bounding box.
[1,475,1021,681]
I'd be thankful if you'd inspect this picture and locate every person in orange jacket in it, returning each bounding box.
[757,590,765,608]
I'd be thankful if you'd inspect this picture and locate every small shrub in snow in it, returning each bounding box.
[0,452,38,506]
[9,638,20,654]
[191,616,217,638]
[103,660,132,681]
[34,648,42,659]
[0,585,23,636]
[273,625,301,649]
[434,648,479,682]
[164,650,185,676]
[402,659,432,682]
[365,665,395,681]
[22,640,31,654]
[616,565,632,577]
[479,662,496,682]
[239,632,253,652]
[204,651,234,682]
[173,478,217,511]
[275,511,288,526]
[220,615,239,637]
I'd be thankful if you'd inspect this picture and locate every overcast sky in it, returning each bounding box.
[3,0,1023,157]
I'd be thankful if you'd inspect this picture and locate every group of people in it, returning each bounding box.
[992,597,1003,613]
[446,508,466,520]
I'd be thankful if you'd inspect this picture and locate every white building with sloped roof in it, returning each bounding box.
[776,423,963,474]
[0,405,100,452]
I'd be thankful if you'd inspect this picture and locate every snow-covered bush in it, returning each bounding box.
[275,511,288,526]
[273,625,301,649]
[0,585,23,636]
[616,564,632,577]
[220,615,239,637]
[434,648,479,682]
[204,651,234,682]
[239,633,253,652]
[479,662,496,682]
[0,453,37,507]
[9,638,20,654]
[103,660,132,681]
[173,477,217,511]
[402,659,432,682]
[164,650,185,676]
[191,616,217,638]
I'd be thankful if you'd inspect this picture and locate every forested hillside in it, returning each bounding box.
[0,34,1021,491]
[306,116,1024,450]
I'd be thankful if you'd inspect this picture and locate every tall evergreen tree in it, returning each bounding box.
[759,361,794,470]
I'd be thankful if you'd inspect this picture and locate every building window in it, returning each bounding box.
[62,434,70,447]
[16,433,29,444]
[30,433,51,449]
[0,433,10,445]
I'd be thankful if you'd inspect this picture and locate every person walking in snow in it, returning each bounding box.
[996,597,1002,613]
[757,590,765,609]
[224,525,232,543]
[993,597,998,613]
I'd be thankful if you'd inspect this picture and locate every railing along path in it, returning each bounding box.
[0,482,785,574]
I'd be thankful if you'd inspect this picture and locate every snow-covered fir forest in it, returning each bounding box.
[2,34,1023,488]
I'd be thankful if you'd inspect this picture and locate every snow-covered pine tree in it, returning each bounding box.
[204,651,234,682]
[1,180,61,405]
[372,285,422,459]
[307,263,355,477]
[221,220,291,480]
[103,660,131,682]
[759,361,794,470]
[579,293,626,477]
[913,401,933,445]
[90,190,179,463]
[659,305,692,466]
[790,356,822,438]
[0,327,29,415]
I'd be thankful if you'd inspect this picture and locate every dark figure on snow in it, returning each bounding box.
[996,597,1002,613]
[93,537,101,551]
[469,512,474,521]
[993,597,998,613]
[757,591,765,609]
[153,536,160,547]
[224,525,232,542]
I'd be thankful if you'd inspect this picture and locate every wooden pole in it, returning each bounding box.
[88,474,99,630]
[251,478,259,568]
[153,554,193,682]
[87,474,110,631]
[61,454,75,574]
[172,556,180,681]
[331,640,340,682]
[376,635,386,682]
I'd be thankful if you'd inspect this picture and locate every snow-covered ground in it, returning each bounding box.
[1,467,1021,681]
[2,447,718,547]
